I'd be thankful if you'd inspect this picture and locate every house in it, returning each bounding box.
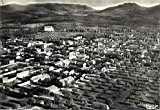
[9,60,15,65]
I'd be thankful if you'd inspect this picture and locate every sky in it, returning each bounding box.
[2,0,160,10]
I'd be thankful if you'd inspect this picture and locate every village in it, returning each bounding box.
[0,25,159,110]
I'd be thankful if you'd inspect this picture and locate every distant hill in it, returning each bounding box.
[1,3,94,13]
[95,3,160,25]
[0,3,94,24]
[1,3,160,26]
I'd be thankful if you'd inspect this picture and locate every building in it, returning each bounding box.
[44,26,55,32]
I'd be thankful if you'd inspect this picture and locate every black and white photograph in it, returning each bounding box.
[0,0,160,110]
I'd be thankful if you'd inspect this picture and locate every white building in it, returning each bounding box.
[44,26,55,32]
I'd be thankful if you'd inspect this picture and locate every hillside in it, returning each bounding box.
[0,3,94,24]
[95,3,159,25]
[1,3,160,26]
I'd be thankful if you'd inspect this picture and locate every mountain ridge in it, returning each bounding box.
[1,3,160,26]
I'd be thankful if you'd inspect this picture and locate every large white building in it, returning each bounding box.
[44,26,55,32]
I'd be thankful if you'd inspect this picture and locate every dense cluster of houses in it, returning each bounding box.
[0,26,159,109]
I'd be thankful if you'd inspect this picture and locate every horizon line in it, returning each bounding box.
[1,1,160,10]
